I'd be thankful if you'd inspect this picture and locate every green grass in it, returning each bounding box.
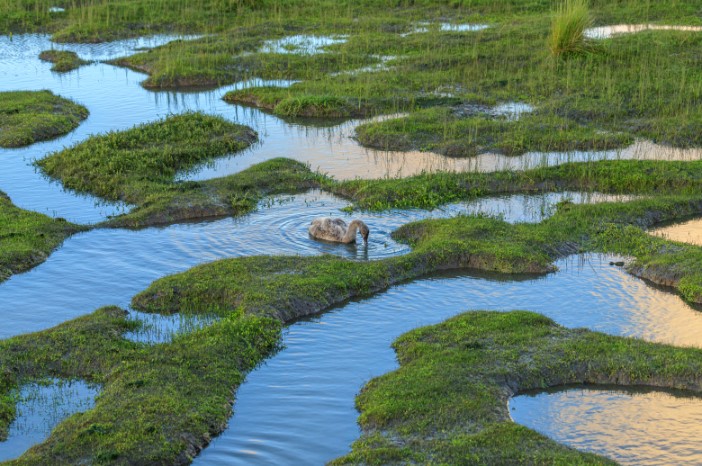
[354,107,632,156]
[132,196,702,324]
[0,90,88,148]
[38,50,89,72]
[0,306,281,464]
[0,191,86,284]
[330,310,702,465]
[37,112,256,204]
[35,112,326,227]
[549,0,593,57]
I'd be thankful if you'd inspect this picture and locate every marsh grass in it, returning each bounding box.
[330,311,702,464]
[0,191,86,284]
[549,0,593,57]
[0,91,88,148]
[38,50,89,72]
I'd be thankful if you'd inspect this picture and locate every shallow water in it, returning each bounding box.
[193,254,702,465]
[0,379,98,462]
[510,387,702,465]
[585,24,702,39]
[0,190,624,340]
[259,35,347,55]
[650,218,702,247]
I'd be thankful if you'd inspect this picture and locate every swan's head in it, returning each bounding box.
[360,222,369,244]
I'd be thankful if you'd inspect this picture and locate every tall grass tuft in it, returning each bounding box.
[549,0,592,57]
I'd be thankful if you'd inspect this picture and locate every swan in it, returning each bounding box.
[309,217,369,244]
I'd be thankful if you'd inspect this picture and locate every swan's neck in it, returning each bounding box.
[342,222,361,243]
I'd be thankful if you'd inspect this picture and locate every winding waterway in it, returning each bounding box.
[2,34,702,465]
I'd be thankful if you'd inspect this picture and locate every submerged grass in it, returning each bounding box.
[38,50,89,72]
[330,311,702,465]
[0,191,86,284]
[0,91,88,148]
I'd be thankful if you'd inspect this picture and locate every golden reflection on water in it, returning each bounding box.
[511,388,702,465]
[649,219,702,247]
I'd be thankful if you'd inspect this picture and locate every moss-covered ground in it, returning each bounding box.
[0,91,88,148]
[36,112,325,227]
[0,306,280,464]
[0,191,86,284]
[38,50,89,72]
[330,311,702,465]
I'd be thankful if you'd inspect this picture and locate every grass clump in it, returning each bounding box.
[35,113,327,227]
[330,311,702,465]
[549,0,593,57]
[37,112,256,204]
[0,191,86,284]
[0,90,88,148]
[38,50,89,72]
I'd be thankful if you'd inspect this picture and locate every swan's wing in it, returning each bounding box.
[309,217,345,241]
[330,218,348,228]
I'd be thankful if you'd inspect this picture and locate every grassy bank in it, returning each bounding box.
[38,50,89,72]
[0,91,88,148]
[132,196,702,324]
[36,113,326,227]
[0,191,86,284]
[330,311,702,465]
[0,307,280,464]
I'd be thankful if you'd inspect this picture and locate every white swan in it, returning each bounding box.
[308,218,369,244]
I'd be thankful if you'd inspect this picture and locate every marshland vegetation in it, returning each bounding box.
[0,91,88,148]
[3,0,702,463]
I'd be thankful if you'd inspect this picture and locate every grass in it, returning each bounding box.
[0,306,281,464]
[38,50,89,72]
[35,112,325,227]
[549,0,593,57]
[330,311,702,465]
[131,196,702,325]
[354,107,632,156]
[0,191,86,284]
[0,91,88,148]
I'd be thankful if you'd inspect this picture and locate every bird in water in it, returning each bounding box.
[308,218,369,244]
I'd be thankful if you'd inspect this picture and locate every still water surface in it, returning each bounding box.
[511,387,702,465]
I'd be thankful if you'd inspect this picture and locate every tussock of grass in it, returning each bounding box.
[37,112,256,204]
[0,91,88,148]
[330,311,702,464]
[38,50,89,72]
[0,191,86,284]
[549,0,593,57]
[35,113,328,227]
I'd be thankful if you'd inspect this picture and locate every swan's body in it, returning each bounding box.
[308,218,369,244]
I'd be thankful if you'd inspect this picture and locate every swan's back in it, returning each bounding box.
[309,217,348,242]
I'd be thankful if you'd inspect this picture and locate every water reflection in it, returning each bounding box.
[510,386,702,465]
[0,379,99,462]
[650,218,702,247]
[194,254,702,465]
[586,24,702,39]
